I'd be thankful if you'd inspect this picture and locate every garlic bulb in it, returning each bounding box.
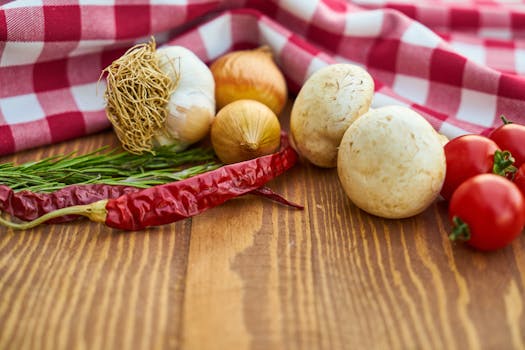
[103,40,215,154]
[210,46,287,116]
[210,99,281,164]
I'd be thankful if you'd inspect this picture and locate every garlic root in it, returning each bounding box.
[103,39,215,154]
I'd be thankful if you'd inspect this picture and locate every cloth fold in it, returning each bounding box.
[1,0,524,156]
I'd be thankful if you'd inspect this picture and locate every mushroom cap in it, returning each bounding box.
[337,105,446,219]
[290,63,374,168]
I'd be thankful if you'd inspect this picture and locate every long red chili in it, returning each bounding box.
[0,134,299,231]
[0,184,301,224]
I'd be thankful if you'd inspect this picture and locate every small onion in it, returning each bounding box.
[211,99,281,164]
[210,46,287,116]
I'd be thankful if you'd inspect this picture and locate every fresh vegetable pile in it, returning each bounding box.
[443,118,525,251]
[1,37,524,251]
[0,40,299,231]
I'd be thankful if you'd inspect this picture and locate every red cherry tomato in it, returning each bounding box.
[515,164,525,199]
[449,174,525,251]
[489,117,525,168]
[441,135,499,201]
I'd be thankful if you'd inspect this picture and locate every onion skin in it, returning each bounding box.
[210,47,287,116]
[211,99,281,164]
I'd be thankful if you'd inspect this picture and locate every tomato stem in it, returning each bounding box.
[449,216,471,242]
[500,115,512,125]
[493,150,517,177]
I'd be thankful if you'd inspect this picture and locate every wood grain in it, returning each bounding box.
[1,122,525,349]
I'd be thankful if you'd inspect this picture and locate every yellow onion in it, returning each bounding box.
[211,99,281,164]
[210,46,287,116]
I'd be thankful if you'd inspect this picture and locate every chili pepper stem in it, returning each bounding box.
[0,200,108,230]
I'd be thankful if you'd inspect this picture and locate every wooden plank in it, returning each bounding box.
[0,125,524,349]
[0,133,192,350]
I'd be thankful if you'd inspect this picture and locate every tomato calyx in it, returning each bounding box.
[500,115,512,125]
[449,216,471,242]
[493,150,517,177]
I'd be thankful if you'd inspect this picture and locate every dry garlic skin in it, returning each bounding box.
[337,105,446,219]
[290,63,374,168]
[155,46,216,147]
[210,47,287,116]
[211,99,281,164]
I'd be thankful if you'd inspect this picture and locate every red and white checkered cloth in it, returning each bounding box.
[1,0,524,156]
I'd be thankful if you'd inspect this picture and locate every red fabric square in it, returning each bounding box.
[0,125,15,156]
[429,48,466,87]
[461,60,499,93]
[306,5,345,54]
[37,88,77,116]
[0,65,34,98]
[80,6,115,40]
[10,119,51,152]
[367,38,400,72]
[47,111,86,143]
[426,82,461,117]
[246,0,279,17]
[396,44,432,78]
[43,5,81,41]
[231,11,260,48]
[338,37,374,64]
[115,5,151,39]
[322,0,347,13]
[386,4,417,20]
[33,58,69,92]
[186,2,221,22]
[498,74,525,100]
[450,7,480,29]
[67,54,103,86]
[0,10,6,41]
[511,12,525,30]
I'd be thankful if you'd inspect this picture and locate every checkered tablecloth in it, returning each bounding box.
[1,0,524,156]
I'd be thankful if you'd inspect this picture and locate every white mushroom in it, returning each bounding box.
[337,105,446,219]
[290,63,374,168]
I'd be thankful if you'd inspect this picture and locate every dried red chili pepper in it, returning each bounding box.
[0,184,301,224]
[0,134,300,231]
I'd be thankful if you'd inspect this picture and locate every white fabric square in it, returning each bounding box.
[401,22,442,49]
[371,92,409,109]
[392,74,429,105]
[78,0,115,4]
[456,89,496,127]
[450,42,486,65]
[2,0,43,9]
[478,28,511,40]
[279,0,318,21]
[344,10,384,37]
[0,41,44,67]
[0,93,45,124]
[259,22,289,55]
[71,82,106,112]
[198,14,232,59]
[69,39,115,57]
[439,121,469,139]
[516,48,525,74]
[305,56,329,81]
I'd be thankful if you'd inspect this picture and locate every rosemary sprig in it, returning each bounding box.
[0,145,222,192]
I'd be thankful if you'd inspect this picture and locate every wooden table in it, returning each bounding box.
[1,105,524,350]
